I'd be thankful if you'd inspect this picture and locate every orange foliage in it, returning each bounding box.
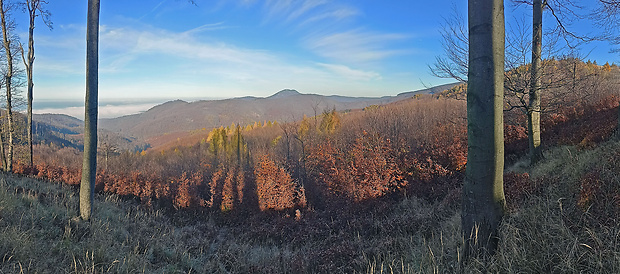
[10,84,618,219]
[254,156,306,211]
[308,133,405,201]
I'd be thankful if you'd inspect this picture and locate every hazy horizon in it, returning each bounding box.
[31,86,434,119]
[32,97,221,120]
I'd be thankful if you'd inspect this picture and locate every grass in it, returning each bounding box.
[1,140,619,273]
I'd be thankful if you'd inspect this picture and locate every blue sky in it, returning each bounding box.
[12,0,617,118]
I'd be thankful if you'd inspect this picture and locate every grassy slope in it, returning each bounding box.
[1,141,619,273]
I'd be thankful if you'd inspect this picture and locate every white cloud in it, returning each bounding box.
[183,22,233,35]
[304,29,412,64]
[30,2,419,102]
[242,0,358,27]
[299,7,360,26]
[316,63,381,81]
[286,0,328,21]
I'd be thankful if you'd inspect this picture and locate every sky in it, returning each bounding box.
[7,0,617,118]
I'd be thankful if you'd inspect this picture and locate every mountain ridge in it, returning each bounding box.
[99,83,459,142]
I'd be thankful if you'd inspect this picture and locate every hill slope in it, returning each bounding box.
[99,84,458,140]
[33,113,148,152]
[3,137,619,272]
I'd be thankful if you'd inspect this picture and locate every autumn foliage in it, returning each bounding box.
[254,156,306,211]
[6,60,620,220]
[307,132,404,201]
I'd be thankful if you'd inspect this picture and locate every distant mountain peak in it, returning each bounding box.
[269,89,301,99]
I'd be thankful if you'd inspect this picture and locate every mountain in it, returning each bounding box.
[99,84,459,142]
[268,89,301,99]
[33,113,148,152]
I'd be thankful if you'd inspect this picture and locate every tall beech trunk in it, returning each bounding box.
[80,0,100,221]
[0,0,14,173]
[529,0,544,165]
[462,0,506,259]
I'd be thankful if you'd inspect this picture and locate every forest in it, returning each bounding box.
[0,0,620,272]
[8,58,618,213]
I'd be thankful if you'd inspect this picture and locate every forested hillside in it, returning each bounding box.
[98,84,458,141]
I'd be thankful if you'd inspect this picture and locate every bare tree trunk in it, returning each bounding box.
[529,0,544,165]
[462,0,506,260]
[0,0,14,173]
[236,124,241,168]
[26,1,35,167]
[0,128,5,171]
[80,0,100,221]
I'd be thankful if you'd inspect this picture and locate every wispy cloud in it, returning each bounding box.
[30,0,424,102]
[140,0,168,20]
[286,0,328,21]
[33,22,395,100]
[183,22,233,35]
[299,7,360,26]
[234,0,412,66]
[304,29,412,64]
[244,0,359,26]
[316,63,381,81]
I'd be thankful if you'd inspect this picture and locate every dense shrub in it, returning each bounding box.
[254,156,306,211]
[308,133,405,201]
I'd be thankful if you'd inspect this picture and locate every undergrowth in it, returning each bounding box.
[0,142,619,273]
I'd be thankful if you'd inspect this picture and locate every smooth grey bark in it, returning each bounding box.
[462,0,506,259]
[80,0,99,221]
[0,0,14,173]
[528,0,544,165]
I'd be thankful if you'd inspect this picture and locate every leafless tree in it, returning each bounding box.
[432,1,596,165]
[0,0,19,172]
[593,0,620,131]
[429,8,468,83]
[20,0,52,168]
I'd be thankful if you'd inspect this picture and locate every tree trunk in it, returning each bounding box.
[462,0,506,259]
[26,1,36,168]
[0,130,5,171]
[236,124,241,168]
[529,0,544,165]
[80,0,100,221]
[0,0,14,173]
